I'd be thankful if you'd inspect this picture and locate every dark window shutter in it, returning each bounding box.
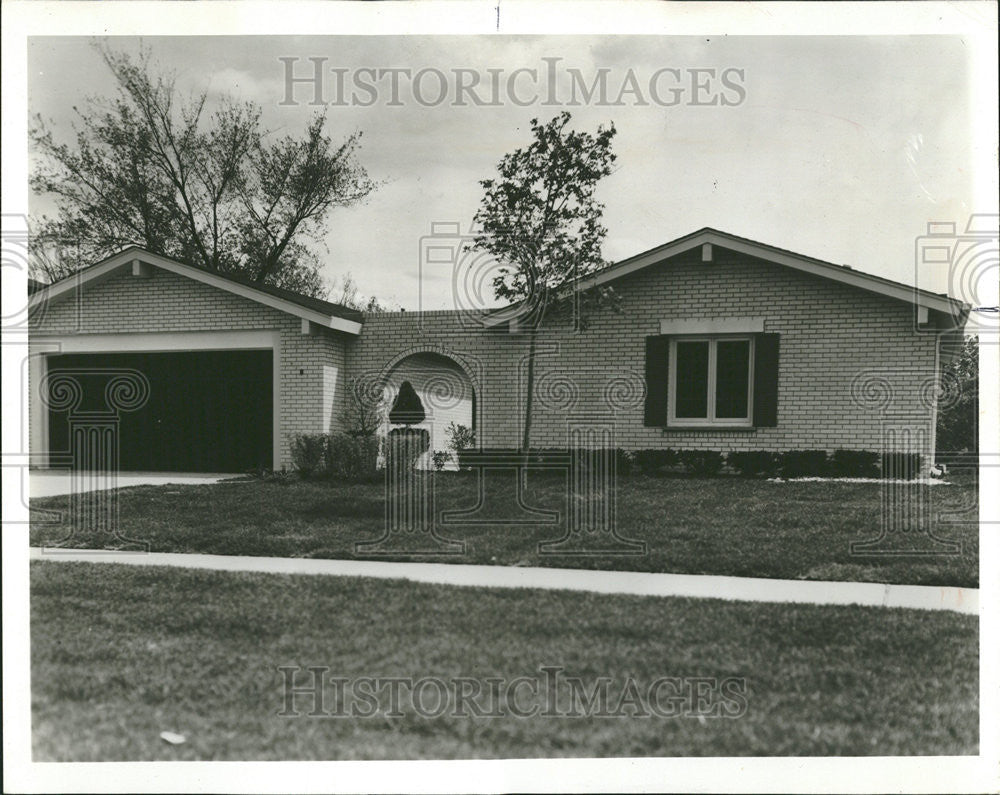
[644,335,670,426]
[753,333,780,427]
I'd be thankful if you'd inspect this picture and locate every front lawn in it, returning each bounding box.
[31,560,978,760]
[29,470,979,587]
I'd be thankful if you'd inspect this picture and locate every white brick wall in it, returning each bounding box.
[30,247,947,469]
[348,248,943,454]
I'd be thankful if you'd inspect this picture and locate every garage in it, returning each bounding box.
[28,247,365,473]
[45,349,273,473]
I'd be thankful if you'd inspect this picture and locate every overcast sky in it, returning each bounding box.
[28,34,974,308]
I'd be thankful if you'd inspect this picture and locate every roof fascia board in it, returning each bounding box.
[29,248,362,335]
[580,230,963,314]
[27,258,124,307]
[578,231,713,294]
[707,234,961,314]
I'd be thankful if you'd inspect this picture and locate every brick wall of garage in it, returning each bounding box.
[347,247,943,455]
[29,267,351,468]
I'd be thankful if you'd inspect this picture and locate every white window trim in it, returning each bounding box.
[668,335,755,427]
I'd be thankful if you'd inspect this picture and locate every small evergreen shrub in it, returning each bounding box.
[541,448,568,466]
[450,447,635,475]
[290,433,327,478]
[385,379,428,473]
[633,449,677,475]
[388,380,425,426]
[567,447,628,476]
[831,449,879,478]
[677,450,724,476]
[615,448,635,476]
[778,450,829,478]
[727,451,779,477]
[880,452,923,480]
[325,433,380,482]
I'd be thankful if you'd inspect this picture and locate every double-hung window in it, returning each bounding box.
[668,336,754,427]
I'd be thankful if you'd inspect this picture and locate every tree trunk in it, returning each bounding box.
[522,327,538,453]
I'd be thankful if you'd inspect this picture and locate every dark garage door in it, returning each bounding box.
[46,350,272,472]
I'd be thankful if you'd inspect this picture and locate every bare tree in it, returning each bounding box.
[332,271,390,311]
[30,44,376,297]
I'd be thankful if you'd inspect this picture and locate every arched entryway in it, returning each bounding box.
[381,350,476,470]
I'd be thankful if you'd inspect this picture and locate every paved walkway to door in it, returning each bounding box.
[28,548,979,615]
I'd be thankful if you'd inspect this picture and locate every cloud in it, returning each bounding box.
[26,34,976,307]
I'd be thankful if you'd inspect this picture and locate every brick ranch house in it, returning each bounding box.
[27,228,968,473]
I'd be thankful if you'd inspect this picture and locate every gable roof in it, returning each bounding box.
[485,227,968,327]
[27,246,363,334]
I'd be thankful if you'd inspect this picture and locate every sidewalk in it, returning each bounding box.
[28,548,979,615]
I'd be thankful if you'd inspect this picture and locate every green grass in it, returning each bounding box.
[29,470,979,587]
[31,560,978,760]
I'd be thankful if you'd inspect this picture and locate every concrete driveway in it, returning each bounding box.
[29,471,246,498]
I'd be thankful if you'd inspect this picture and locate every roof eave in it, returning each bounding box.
[28,247,363,335]
[575,229,967,316]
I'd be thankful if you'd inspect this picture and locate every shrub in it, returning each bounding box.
[615,448,634,476]
[727,451,779,478]
[445,422,476,452]
[431,450,452,471]
[446,422,476,471]
[246,466,292,484]
[831,449,879,478]
[290,433,327,478]
[341,382,386,437]
[326,432,380,482]
[633,449,677,475]
[677,450,724,476]
[936,335,977,460]
[778,450,829,478]
[388,380,425,426]
[566,447,630,476]
[451,447,635,475]
[880,452,923,480]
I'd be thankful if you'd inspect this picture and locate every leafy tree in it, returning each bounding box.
[468,111,617,451]
[937,335,978,458]
[29,44,376,297]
